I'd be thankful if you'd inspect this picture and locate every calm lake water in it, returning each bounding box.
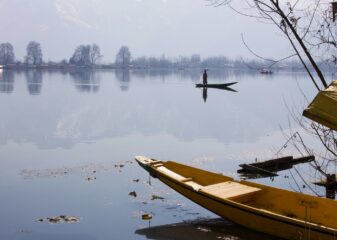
[0,69,329,240]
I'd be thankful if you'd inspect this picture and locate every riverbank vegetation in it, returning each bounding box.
[0,41,334,72]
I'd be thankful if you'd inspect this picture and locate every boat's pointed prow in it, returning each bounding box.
[134,156,163,176]
[135,156,150,164]
[135,156,160,165]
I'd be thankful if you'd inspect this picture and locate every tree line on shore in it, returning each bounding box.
[0,41,334,71]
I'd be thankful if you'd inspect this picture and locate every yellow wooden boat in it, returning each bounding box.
[135,156,337,240]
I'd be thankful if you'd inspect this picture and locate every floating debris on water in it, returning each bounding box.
[37,215,79,224]
[151,195,165,201]
[133,179,140,183]
[133,211,155,220]
[20,160,135,180]
[129,191,137,198]
[115,164,125,168]
[86,177,97,181]
[142,214,152,220]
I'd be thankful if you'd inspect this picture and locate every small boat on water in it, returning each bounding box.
[260,69,273,74]
[238,155,315,178]
[135,156,337,240]
[195,82,237,88]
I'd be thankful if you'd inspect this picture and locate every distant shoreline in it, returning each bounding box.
[0,64,321,73]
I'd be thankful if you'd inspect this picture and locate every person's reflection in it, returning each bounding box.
[200,86,238,102]
[26,70,43,95]
[202,87,208,103]
[70,70,100,93]
[0,70,14,94]
[115,69,130,91]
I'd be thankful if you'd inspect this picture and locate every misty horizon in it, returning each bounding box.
[0,0,292,63]
[0,40,299,64]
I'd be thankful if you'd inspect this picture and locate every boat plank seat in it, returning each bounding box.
[184,181,202,191]
[156,166,203,191]
[181,178,193,183]
[152,163,164,167]
[200,181,262,203]
[149,160,162,165]
[157,166,186,181]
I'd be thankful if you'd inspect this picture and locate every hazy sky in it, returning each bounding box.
[0,0,292,62]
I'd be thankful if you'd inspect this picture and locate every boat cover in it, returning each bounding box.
[303,80,337,131]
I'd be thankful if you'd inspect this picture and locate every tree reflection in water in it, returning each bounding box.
[200,86,237,103]
[115,69,130,91]
[0,70,14,94]
[26,70,43,95]
[70,70,100,93]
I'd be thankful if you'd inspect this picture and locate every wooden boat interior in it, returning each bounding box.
[138,157,337,231]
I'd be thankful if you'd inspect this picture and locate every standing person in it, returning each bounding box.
[203,69,208,85]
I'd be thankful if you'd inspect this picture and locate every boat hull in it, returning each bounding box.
[157,172,334,240]
[195,82,237,88]
[135,157,337,240]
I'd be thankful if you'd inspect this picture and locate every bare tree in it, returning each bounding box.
[305,2,337,65]
[207,0,330,90]
[0,42,15,66]
[90,44,102,65]
[25,41,43,65]
[207,0,337,196]
[70,45,91,66]
[70,44,102,67]
[115,46,132,68]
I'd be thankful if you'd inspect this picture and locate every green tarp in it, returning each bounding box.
[303,80,337,131]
